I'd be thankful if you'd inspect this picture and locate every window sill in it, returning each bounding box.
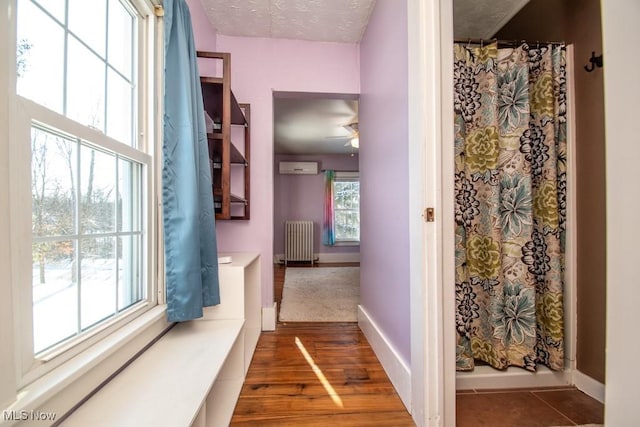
[61,319,245,427]
[4,305,170,424]
[334,241,360,247]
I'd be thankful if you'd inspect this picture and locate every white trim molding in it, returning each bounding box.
[261,302,277,331]
[564,44,579,374]
[456,365,572,391]
[358,305,411,411]
[408,0,456,424]
[0,0,18,408]
[316,253,360,263]
[273,252,360,264]
[2,306,170,425]
[573,370,605,404]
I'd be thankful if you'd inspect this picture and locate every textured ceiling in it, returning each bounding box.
[200,0,376,43]
[454,0,530,39]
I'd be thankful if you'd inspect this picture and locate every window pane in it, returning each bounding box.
[80,146,115,234]
[80,237,116,329]
[23,0,148,358]
[118,158,141,232]
[67,38,106,130]
[106,69,133,145]
[334,181,360,209]
[33,241,78,353]
[16,0,64,113]
[68,0,106,58]
[333,179,360,241]
[32,0,66,23]
[108,0,134,79]
[118,235,142,310]
[335,210,360,240]
[31,127,76,237]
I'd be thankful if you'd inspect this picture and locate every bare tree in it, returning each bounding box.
[55,139,77,282]
[31,132,48,284]
[16,39,32,78]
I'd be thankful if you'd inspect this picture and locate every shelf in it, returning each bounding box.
[200,79,247,126]
[213,190,247,205]
[207,133,247,165]
[230,193,247,204]
[230,142,247,165]
[198,51,250,221]
[200,76,223,85]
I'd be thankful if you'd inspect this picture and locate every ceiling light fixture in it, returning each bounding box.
[350,136,359,148]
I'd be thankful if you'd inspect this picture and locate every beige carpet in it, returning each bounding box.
[279,267,360,322]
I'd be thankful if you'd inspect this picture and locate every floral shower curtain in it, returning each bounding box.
[454,42,567,371]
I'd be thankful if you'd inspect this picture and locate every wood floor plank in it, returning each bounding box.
[230,264,415,426]
[237,380,398,398]
[233,392,408,416]
[231,411,416,426]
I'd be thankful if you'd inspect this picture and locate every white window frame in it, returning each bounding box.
[8,0,162,388]
[333,171,360,244]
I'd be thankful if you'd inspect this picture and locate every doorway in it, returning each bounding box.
[272,92,361,323]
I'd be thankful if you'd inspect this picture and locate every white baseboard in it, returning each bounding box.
[573,369,605,403]
[261,302,277,331]
[357,305,411,411]
[456,365,572,390]
[455,364,605,402]
[317,252,360,263]
[274,253,360,264]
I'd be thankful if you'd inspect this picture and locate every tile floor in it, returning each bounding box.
[456,387,604,427]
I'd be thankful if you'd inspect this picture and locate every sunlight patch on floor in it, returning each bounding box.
[295,336,344,408]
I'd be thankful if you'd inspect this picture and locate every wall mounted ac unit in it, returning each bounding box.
[278,161,318,175]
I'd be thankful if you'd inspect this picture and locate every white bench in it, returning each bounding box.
[61,253,261,427]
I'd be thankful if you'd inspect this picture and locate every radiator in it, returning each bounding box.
[284,221,314,266]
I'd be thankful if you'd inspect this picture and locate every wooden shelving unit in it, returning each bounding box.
[198,51,250,220]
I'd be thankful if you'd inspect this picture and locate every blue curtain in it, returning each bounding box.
[162,0,219,322]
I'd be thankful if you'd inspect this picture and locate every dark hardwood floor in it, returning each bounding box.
[230,263,414,426]
[230,322,415,426]
[231,264,604,426]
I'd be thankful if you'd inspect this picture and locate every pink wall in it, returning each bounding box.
[187,0,361,305]
[273,153,360,256]
[188,0,217,75]
[359,0,411,363]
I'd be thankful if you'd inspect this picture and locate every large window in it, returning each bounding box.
[30,126,144,354]
[15,0,156,366]
[333,173,360,242]
[17,0,137,146]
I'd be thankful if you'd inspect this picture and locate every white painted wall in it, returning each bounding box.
[601,0,640,424]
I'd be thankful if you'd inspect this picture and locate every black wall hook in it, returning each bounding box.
[584,51,603,72]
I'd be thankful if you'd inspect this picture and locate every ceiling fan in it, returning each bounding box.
[326,122,359,148]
